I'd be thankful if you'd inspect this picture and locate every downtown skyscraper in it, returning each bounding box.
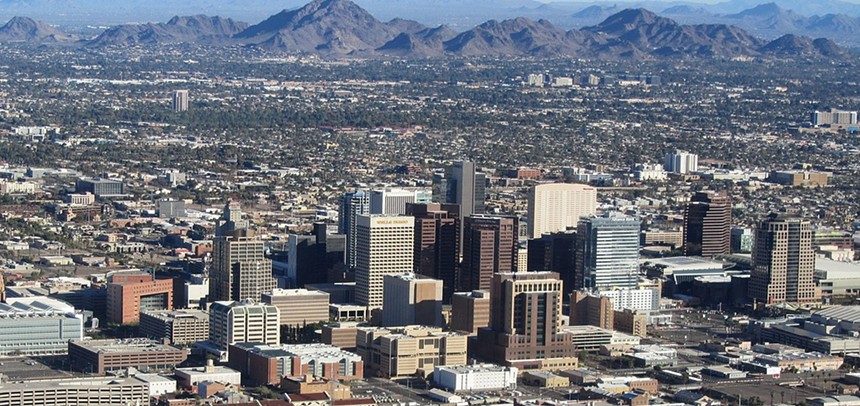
[354,215,415,310]
[683,191,732,257]
[575,213,640,290]
[749,214,819,305]
[339,190,370,270]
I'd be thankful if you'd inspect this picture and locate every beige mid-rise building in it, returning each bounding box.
[262,288,330,326]
[356,326,468,378]
[382,273,443,327]
[209,300,280,349]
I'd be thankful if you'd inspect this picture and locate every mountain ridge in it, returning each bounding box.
[0,1,850,60]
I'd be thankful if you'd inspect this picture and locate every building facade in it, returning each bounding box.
[228,343,364,386]
[262,288,330,327]
[356,326,468,378]
[140,309,210,346]
[68,338,188,374]
[476,272,578,371]
[433,364,518,393]
[576,213,640,290]
[381,273,443,327]
[450,290,490,335]
[210,232,276,303]
[683,191,732,257]
[406,203,460,301]
[527,183,597,239]
[354,215,414,309]
[209,300,280,349]
[749,215,819,305]
[663,150,698,174]
[106,272,173,325]
[462,215,518,291]
[338,190,370,270]
[0,299,83,356]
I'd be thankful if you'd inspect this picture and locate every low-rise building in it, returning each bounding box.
[523,371,569,388]
[68,338,188,374]
[0,298,83,356]
[0,376,150,406]
[228,343,363,386]
[433,364,518,393]
[175,361,242,389]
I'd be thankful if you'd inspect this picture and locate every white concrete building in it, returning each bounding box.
[434,364,518,392]
[664,150,699,174]
[596,287,660,312]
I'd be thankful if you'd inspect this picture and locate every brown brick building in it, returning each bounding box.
[406,203,460,301]
[69,338,187,374]
[106,272,174,325]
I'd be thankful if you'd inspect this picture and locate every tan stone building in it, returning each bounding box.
[356,326,468,378]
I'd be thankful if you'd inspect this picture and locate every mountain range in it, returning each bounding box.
[0,0,850,60]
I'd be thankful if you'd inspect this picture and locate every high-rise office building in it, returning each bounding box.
[749,214,819,305]
[435,160,486,233]
[285,223,346,288]
[381,273,443,327]
[370,188,429,215]
[210,231,276,303]
[476,272,578,371]
[173,90,189,112]
[406,203,460,301]
[462,215,518,291]
[339,190,370,270]
[527,231,577,296]
[683,191,732,257]
[354,215,414,309]
[576,213,640,290]
[527,183,597,239]
[663,150,698,174]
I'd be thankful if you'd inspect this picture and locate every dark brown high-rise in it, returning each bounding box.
[683,191,732,257]
[406,203,460,301]
[462,215,518,291]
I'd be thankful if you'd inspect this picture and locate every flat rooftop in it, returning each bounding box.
[71,338,184,353]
